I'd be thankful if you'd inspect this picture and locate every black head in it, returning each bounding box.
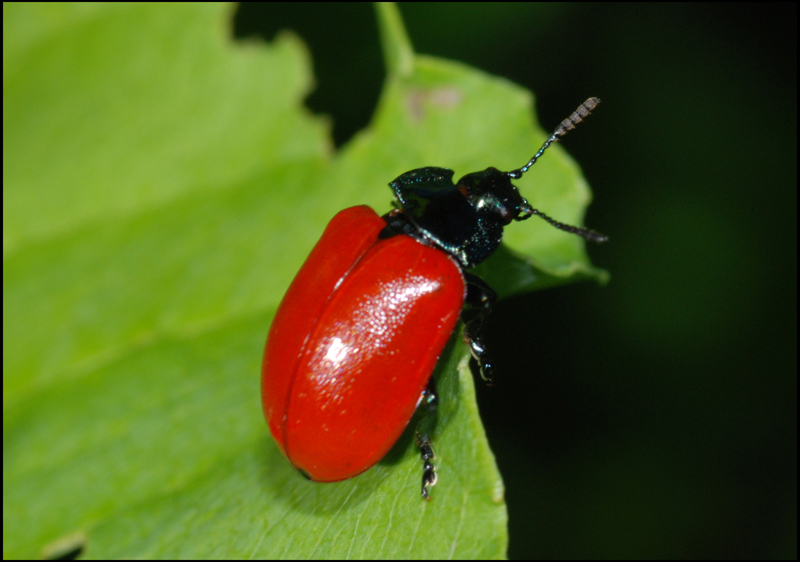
[387,98,607,269]
[455,167,534,225]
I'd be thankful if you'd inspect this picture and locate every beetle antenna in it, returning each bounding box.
[525,208,608,243]
[509,97,607,243]
[507,97,600,179]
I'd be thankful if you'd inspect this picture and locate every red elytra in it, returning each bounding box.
[261,205,464,482]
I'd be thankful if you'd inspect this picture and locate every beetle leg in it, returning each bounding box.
[415,377,438,500]
[462,273,498,386]
[416,432,438,501]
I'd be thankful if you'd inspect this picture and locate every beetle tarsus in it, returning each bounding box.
[416,379,439,500]
[466,335,495,385]
[416,433,438,500]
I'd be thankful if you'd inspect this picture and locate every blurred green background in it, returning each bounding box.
[235,3,796,559]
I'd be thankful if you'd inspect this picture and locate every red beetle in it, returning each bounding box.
[262,98,606,499]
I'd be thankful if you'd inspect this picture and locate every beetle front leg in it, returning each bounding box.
[462,273,498,386]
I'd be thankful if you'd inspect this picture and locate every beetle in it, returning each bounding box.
[262,98,606,499]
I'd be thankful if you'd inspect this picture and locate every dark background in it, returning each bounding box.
[235,3,796,559]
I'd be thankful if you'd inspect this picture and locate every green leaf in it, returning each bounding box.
[4,3,604,558]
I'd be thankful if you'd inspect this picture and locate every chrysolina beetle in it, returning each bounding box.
[262,98,607,499]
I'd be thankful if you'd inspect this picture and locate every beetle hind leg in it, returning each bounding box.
[415,377,439,500]
[416,432,438,500]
